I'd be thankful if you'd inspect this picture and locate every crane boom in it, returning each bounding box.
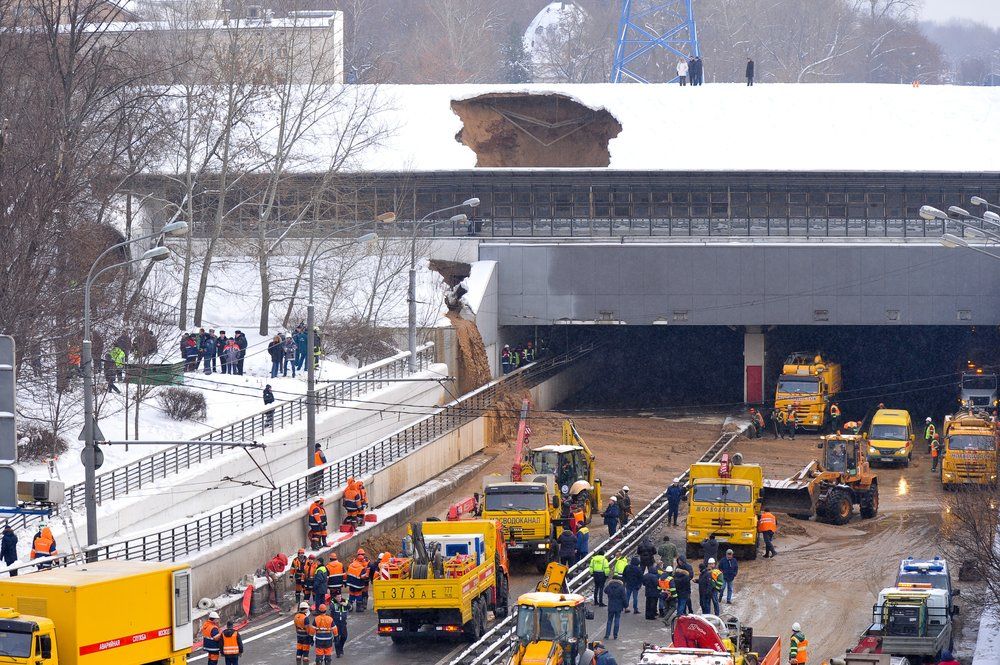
[511,399,532,481]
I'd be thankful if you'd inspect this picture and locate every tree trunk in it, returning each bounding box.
[283,236,314,328]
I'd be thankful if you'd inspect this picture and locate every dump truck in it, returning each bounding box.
[763,434,879,525]
[481,475,563,572]
[637,614,780,665]
[852,584,956,662]
[774,352,843,431]
[521,420,602,524]
[374,520,510,642]
[508,591,595,665]
[685,455,763,560]
[940,409,997,487]
[0,560,193,665]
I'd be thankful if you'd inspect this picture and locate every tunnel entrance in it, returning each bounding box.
[505,325,1000,421]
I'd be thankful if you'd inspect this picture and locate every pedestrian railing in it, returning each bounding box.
[16,343,596,571]
[8,344,436,532]
[449,425,744,665]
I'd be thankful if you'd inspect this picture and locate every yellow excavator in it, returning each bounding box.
[508,589,595,665]
[521,421,602,524]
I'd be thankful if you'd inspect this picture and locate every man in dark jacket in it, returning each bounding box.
[673,555,693,616]
[557,529,577,567]
[666,482,684,526]
[201,332,217,374]
[263,385,275,426]
[622,556,642,614]
[719,549,739,604]
[701,534,720,563]
[312,557,329,607]
[657,535,677,568]
[641,567,661,619]
[1,525,17,576]
[602,497,620,536]
[637,538,656,570]
[696,562,714,614]
[221,620,244,664]
[603,577,627,640]
[234,331,248,375]
[746,58,755,86]
[216,331,229,374]
[616,487,632,525]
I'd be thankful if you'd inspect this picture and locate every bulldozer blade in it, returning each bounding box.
[761,481,816,516]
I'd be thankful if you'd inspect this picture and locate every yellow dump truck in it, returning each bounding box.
[374,520,510,642]
[774,352,843,431]
[685,457,763,560]
[0,560,193,665]
[941,410,998,487]
[481,475,562,573]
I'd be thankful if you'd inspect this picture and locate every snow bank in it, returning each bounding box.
[459,260,496,316]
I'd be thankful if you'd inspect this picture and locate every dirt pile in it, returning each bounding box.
[446,311,491,396]
[485,389,532,455]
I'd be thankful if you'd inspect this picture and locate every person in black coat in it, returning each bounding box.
[666,482,684,526]
[234,331,248,375]
[557,529,577,567]
[1,525,18,576]
[746,58,755,86]
[701,534,720,562]
[622,556,642,613]
[263,384,275,426]
[641,567,661,619]
[637,537,657,570]
[696,562,714,614]
[602,497,620,536]
[603,577,627,640]
[673,555,693,616]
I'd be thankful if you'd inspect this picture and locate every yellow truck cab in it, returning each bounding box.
[0,560,193,665]
[774,352,843,431]
[941,410,998,487]
[685,458,763,560]
[481,476,562,573]
[866,409,915,467]
[509,592,594,665]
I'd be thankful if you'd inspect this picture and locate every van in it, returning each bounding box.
[866,408,914,467]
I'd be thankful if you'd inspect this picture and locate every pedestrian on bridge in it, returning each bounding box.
[221,620,244,665]
[331,593,350,658]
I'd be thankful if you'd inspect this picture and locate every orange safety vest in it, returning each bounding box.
[758,512,777,533]
[308,503,327,530]
[294,612,314,638]
[304,559,319,581]
[222,630,241,655]
[830,405,841,417]
[313,614,337,641]
[790,633,809,664]
[343,487,361,512]
[314,450,326,466]
[931,441,940,458]
[327,560,345,587]
[291,556,307,582]
[346,559,368,591]
[30,529,56,559]
[201,620,221,651]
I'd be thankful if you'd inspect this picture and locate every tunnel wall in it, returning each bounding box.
[480,242,1000,326]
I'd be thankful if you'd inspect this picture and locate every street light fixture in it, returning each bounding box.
[407,198,481,372]
[971,196,1000,212]
[81,225,183,551]
[305,224,383,476]
[919,205,948,221]
[939,233,967,248]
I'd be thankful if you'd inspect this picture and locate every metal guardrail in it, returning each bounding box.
[450,425,744,665]
[18,344,596,571]
[8,344,436,532]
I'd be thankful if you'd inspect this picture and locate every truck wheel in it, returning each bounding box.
[745,535,758,560]
[860,486,879,519]
[494,575,509,618]
[822,488,853,525]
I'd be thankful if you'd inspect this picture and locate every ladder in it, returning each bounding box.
[47,458,84,564]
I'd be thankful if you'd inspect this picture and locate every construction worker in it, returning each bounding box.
[789,622,808,665]
[312,557,329,609]
[771,407,783,439]
[308,497,327,549]
[829,403,841,433]
[345,551,370,612]
[291,548,309,604]
[708,558,723,615]
[29,524,57,570]
[930,434,941,472]
[221,620,243,665]
[342,479,362,527]
[293,601,314,664]
[843,420,860,435]
[303,554,319,604]
[784,405,797,440]
[201,611,222,664]
[616,486,632,525]
[589,551,611,606]
[313,605,338,664]
[924,417,937,452]
[314,443,327,467]
[658,565,675,618]
[327,553,345,597]
[759,506,777,558]
[331,593,351,658]
[357,481,369,522]
[612,550,629,578]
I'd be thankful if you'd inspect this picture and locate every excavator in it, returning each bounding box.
[763,433,879,525]
[520,420,602,524]
[508,589,595,665]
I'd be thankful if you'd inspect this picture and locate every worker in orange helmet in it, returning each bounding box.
[290,548,309,604]
[312,605,338,664]
[327,553,346,596]
[342,479,362,527]
[308,497,327,549]
[345,551,370,612]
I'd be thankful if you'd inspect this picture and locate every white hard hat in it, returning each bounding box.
[609,496,617,502]
[208,611,220,620]
[792,622,801,632]
[707,557,716,564]
[299,601,309,611]
[622,485,630,492]
[926,417,932,423]
[666,566,674,572]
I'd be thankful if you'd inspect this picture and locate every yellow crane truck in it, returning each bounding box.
[685,456,763,560]
[508,591,595,665]
[774,352,843,431]
[941,409,998,487]
[0,560,193,664]
[481,475,563,573]
[374,520,510,642]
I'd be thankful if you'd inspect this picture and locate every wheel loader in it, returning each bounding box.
[521,420,602,525]
[762,434,879,525]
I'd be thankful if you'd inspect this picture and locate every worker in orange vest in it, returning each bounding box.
[345,551,370,612]
[29,525,57,570]
[293,601,314,665]
[201,611,222,664]
[313,443,327,467]
[308,497,327,549]
[313,605,339,665]
[758,507,777,558]
[327,553,346,596]
[290,548,309,604]
[221,619,243,664]
[930,433,941,472]
[342,479,363,527]
[303,554,319,604]
[789,622,808,664]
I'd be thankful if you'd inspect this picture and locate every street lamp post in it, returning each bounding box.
[408,199,480,372]
[81,226,181,550]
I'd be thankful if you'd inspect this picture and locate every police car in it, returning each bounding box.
[895,557,960,613]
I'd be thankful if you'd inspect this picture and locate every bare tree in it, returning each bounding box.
[414,0,503,83]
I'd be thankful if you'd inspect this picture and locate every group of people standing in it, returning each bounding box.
[268,323,321,379]
[500,340,543,374]
[181,329,248,376]
[676,57,704,86]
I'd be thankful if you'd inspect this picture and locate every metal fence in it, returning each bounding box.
[9,345,436,532]
[450,426,743,665]
[26,344,595,569]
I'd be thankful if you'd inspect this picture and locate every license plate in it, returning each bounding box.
[380,619,401,624]
[508,544,524,550]
[881,457,894,462]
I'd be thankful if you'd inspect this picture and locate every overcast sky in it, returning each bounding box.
[920,0,1000,28]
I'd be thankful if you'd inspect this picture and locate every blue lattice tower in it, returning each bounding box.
[611,0,701,83]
